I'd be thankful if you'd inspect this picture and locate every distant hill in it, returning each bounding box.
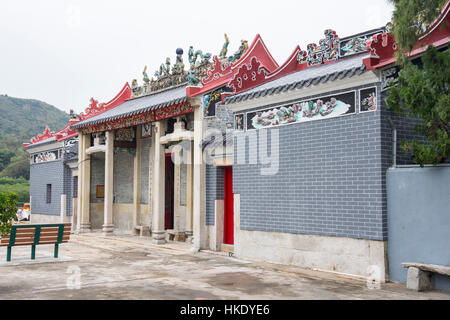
[0,94,69,181]
[0,94,69,143]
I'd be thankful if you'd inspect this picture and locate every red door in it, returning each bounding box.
[165,154,174,230]
[223,166,234,245]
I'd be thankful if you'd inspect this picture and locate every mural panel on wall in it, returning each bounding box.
[246,91,356,130]
[359,87,377,112]
[32,150,61,164]
[203,86,234,118]
[114,127,136,155]
[234,114,244,131]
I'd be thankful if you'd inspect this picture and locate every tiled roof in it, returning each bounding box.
[72,85,187,129]
[223,54,369,105]
[24,136,57,150]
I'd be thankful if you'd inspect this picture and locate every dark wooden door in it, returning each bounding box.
[223,166,234,245]
[165,154,174,230]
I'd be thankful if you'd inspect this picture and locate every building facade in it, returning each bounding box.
[24,5,449,284]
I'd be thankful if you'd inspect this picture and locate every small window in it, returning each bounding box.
[46,184,52,204]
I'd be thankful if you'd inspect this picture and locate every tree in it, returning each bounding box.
[388,0,447,51]
[0,192,18,236]
[386,0,450,166]
[0,148,15,172]
[0,153,30,180]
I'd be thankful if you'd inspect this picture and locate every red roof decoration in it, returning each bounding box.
[29,126,55,144]
[187,34,279,97]
[78,82,131,121]
[54,119,79,141]
[26,83,132,147]
[227,57,266,93]
[364,0,449,70]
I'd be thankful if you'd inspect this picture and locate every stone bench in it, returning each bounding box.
[402,262,450,291]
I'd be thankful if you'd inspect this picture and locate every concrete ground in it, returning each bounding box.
[0,232,449,300]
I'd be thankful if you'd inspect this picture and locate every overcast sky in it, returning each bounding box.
[0,0,394,117]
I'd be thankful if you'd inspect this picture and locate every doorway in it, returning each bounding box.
[164,153,174,230]
[223,166,234,245]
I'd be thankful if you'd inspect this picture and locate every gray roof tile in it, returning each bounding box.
[224,54,369,105]
[72,85,187,129]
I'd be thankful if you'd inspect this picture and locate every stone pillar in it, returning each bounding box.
[80,133,91,232]
[103,130,114,234]
[60,194,67,223]
[133,125,142,235]
[152,121,166,244]
[185,140,193,241]
[407,267,434,291]
[192,105,206,251]
[76,134,84,233]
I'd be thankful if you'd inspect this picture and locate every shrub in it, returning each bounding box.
[0,192,19,236]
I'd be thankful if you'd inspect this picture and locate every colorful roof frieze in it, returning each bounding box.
[223,53,367,105]
[187,34,279,97]
[130,34,259,99]
[222,27,387,100]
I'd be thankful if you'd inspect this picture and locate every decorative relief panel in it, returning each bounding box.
[246,91,356,130]
[32,150,61,164]
[359,87,377,113]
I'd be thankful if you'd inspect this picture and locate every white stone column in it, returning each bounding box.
[192,105,206,251]
[76,133,83,232]
[133,125,142,234]
[103,130,114,234]
[60,194,67,223]
[185,140,193,241]
[152,121,166,244]
[80,133,91,232]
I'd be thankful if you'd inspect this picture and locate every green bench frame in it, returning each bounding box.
[4,224,67,262]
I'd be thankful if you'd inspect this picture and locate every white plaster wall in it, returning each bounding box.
[235,229,388,282]
[113,203,134,234]
[30,213,71,224]
[139,204,152,229]
[90,203,104,230]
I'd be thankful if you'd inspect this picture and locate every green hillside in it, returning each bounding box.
[0,94,69,202]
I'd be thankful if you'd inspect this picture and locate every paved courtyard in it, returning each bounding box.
[0,232,449,300]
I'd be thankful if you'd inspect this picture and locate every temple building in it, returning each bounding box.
[24,3,449,283]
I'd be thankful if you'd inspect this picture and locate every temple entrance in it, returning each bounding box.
[223,166,234,245]
[164,153,174,230]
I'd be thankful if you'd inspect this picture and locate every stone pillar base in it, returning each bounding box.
[152,231,166,245]
[407,267,434,291]
[79,222,92,233]
[102,224,114,234]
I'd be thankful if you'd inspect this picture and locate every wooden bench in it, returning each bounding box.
[402,262,450,291]
[0,223,71,262]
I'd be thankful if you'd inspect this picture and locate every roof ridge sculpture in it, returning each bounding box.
[29,125,55,144]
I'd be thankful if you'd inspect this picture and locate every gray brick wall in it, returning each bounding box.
[205,165,224,225]
[63,165,73,216]
[30,159,65,216]
[90,153,105,204]
[206,104,234,132]
[113,149,134,204]
[232,84,388,241]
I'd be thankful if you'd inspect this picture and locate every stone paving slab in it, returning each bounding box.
[0,233,449,300]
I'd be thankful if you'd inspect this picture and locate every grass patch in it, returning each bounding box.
[0,177,29,205]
